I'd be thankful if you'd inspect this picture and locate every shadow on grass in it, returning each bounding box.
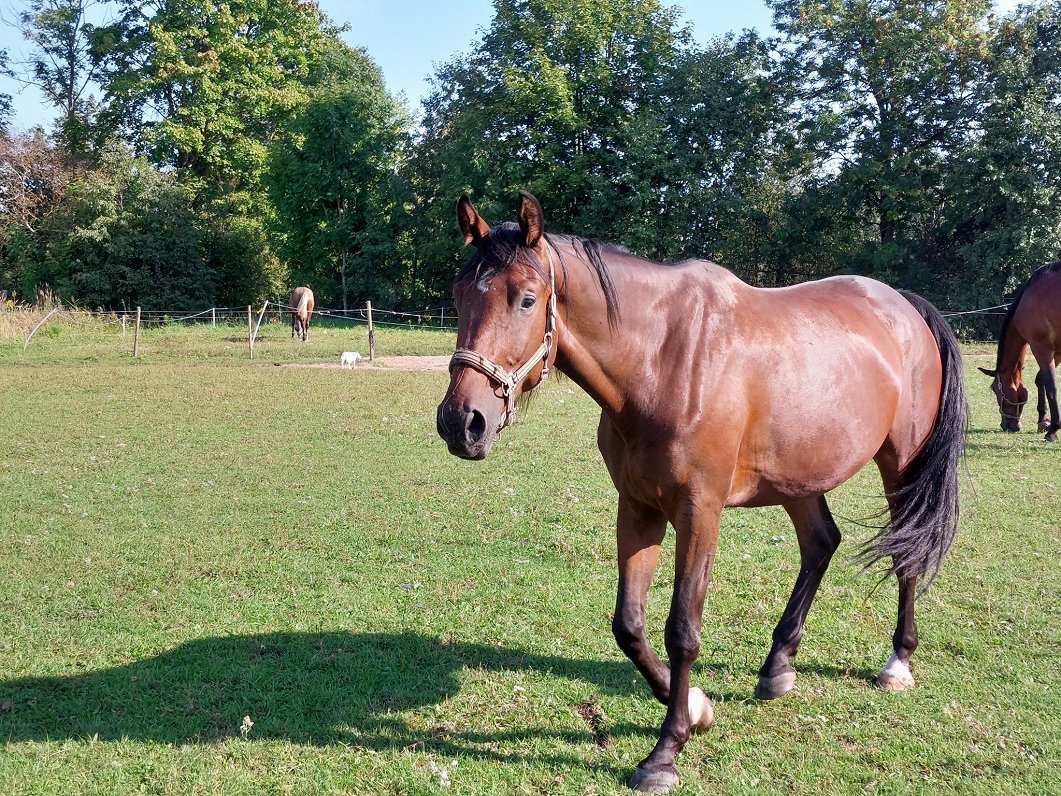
[0,630,667,773]
[964,426,1057,453]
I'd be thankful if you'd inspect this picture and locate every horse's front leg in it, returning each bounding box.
[612,494,670,703]
[627,494,721,794]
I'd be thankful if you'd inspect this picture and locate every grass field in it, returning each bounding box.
[1,319,1059,795]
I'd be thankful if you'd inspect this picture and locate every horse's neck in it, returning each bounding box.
[553,248,733,422]
[999,324,1029,385]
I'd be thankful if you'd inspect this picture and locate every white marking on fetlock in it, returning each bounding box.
[687,686,715,730]
[877,651,915,691]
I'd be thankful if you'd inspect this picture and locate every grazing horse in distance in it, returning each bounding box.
[290,287,314,342]
[978,262,1061,441]
[436,191,967,793]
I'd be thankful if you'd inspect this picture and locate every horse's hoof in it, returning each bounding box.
[1038,421,1049,433]
[1045,432,1058,442]
[876,652,915,691]
[688,686,715,731]
[627,764,679,793]
[755,671,796,700]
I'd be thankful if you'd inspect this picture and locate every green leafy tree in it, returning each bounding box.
[15,0,112,157]
[23,143,214,309]
[89,0,359,305]
[407,0,691,299]
[935,1,1061,325]
[766,0,993,289]
[267,49,408,310]
[647,32,800,282]
[101,0,337,207]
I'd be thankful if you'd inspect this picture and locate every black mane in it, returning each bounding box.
[995,261,1061,371]
[458,223,623,329]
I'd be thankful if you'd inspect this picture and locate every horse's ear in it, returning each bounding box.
[517,190,545,248]
[977,367,997,378]
[457,194,490,248]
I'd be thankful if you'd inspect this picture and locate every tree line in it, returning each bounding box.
[1,0,1059,334]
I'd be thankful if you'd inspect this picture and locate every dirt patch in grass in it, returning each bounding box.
[275,355,450,371]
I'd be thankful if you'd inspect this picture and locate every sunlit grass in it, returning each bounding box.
[0,337,1058,795]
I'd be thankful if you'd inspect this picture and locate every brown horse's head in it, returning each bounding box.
[978,366,1027,432]
[436,192,558,460]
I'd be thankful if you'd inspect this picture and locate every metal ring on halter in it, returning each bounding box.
[448,242,559,432]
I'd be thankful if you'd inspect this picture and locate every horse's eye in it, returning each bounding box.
[521,295,536,310]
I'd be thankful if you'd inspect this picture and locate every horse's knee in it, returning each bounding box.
[663,616,701,665]
[612,612,646,654]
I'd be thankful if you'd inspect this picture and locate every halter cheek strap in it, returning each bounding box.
[449,243,558,431]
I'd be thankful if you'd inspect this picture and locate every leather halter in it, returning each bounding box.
[448,242,558,431]
[993,377,1027,422]
[1000,393,1027,423]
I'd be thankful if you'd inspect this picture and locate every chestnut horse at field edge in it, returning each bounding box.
[978,262,1061,441]
[289,286,314,342]
[436,192,968,793]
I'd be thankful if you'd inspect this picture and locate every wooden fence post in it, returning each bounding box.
[121,313,127,337]
[133,307,141,358]
[246,305,252,358]
[212,307,216,329]
[366,300,375,362]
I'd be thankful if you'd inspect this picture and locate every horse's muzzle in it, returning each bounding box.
[436,402,493,460]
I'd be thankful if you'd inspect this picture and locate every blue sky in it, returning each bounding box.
[0,0,774,131]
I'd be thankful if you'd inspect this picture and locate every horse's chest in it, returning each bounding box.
[599,432,702,508]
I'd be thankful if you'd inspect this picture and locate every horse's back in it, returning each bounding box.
[290,286,314,314]
[680,272,942,505]
[1014,264,1061,352]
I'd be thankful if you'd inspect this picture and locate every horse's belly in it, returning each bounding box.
[725,408,894,507]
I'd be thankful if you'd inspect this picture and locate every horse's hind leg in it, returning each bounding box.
[1031,344,1059,441]
[756,495,841,700]
[877,573,918,690]
[872,450,919,690]
[612,495,673,705]
[1035,370,1048,433]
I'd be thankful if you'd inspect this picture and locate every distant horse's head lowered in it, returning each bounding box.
[436,192,559,459]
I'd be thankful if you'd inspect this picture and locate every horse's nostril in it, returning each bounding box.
[466,409,487,442]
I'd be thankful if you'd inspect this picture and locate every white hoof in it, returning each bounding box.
[688,686,715,731]
[876,651,915,691]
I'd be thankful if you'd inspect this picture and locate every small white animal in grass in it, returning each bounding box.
[340,351,362,368]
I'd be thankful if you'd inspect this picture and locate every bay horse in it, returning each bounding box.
[290,286,314,342]
[977,262,1061,441]
[436,192,967,793]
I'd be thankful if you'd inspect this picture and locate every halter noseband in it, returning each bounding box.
[994,379,1027,422]
[449,242,558,431]
[1000,394,1027,422]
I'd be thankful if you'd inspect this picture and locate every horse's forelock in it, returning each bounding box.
[458,223,550,288]
[455,223,620,329]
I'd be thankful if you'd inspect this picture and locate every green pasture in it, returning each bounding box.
[0,325,1059,795]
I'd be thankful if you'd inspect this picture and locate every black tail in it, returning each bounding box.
[857,290,968,591]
